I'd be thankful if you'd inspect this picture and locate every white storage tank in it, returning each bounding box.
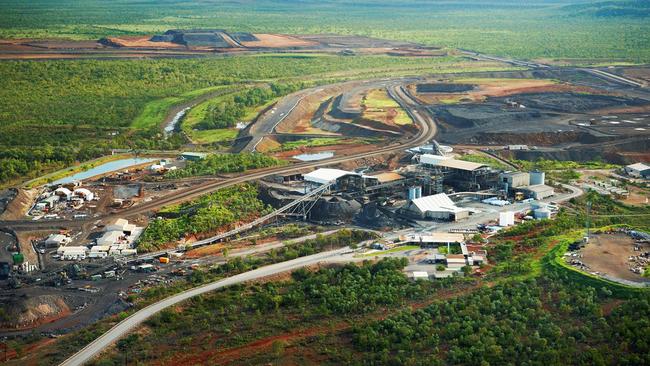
[534,208,551,219]
[529,170,545,185]
[499,211,515,226]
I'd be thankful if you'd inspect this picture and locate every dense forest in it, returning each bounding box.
[138,183,271,252]
[197,84,303,130]
[351,274,650,365]
[0,54,467,187]
[165,153,282,179]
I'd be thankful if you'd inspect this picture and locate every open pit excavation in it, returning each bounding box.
[0,31,447,61]
[0,11,650,365]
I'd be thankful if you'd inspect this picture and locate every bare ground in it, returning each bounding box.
[581,233,650,283]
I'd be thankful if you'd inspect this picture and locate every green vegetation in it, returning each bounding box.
[459,153,510,170]
[138,183,271,252]
[362,89,412,125]
[352,275,650,365]
[196,84,301,130]
[29,229,380,365]
[131,86,230,129]
[513,158,619,172]
[437,243,462,255]
[358,245,420,257]
[273,137,373,152]
[165,153,282,179]
[0,54,478,186]
[89,258,466,365]
[181,83,302,144]
[1,1,649,62]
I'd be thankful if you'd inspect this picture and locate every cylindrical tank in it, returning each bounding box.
[534,208,551,219]
[530,170,545,185]
[408,186,422,200]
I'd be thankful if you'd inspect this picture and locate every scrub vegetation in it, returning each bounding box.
[0,54,473,187]
[1,1,649,62]
[164,153,282,179]
[138,183,271,252]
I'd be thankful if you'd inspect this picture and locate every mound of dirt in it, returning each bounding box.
[497,92,647,113]
[0,188,37,220]
[434,104,548,130]
[0,294,71,330]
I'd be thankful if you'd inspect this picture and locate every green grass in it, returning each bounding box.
[358,245,420,257]
[459,153,509,170]
[362,89,412,125]
[131,86,229,129]
[275,137,351,152]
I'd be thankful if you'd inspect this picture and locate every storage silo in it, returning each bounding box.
[408,186,422,200]
[534,208,551,219]
[529,170,545,185]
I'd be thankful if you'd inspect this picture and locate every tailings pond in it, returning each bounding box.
[51,158,157,185]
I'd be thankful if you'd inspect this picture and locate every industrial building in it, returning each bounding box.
[44,234,70,247]
[624,162,650,178]
[400,232,466,246]
[500,171,530,189]
[519,184,555,200]
[180,152,208,161]
[400,193,469,221]
[500,170,554,200]
[418,154,495,191]
[56,246,88,260]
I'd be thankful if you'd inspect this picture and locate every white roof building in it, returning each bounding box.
[57,246,88,256]
[625,162,650,178]
[73,188,94,201]
[54,187,72,200]
[45,234,70,246]
[42,195,59,207]
[90,245,111,252]
[411,271,430,280]
[400,232,465,245]
[420,154,487,172]
[499,211,515,227]
[303,168,357,185]
[402,193,470,221]
[106,218,136,234]
[96,231,122,246]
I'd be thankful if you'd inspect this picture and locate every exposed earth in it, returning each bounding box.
[581,233,650,283]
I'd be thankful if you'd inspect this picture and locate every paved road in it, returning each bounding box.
[240,77,422,152]
[58,247,353,366]
[2,77,436,232]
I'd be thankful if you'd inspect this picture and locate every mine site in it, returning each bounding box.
[1,1,650,363]
[0,29,442,60]
[1,41,649,343]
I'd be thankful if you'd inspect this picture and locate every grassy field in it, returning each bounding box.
[1,1,649,62]
[131,86,231,130]
[459,153,510,170]
[362,89,412,125]
[358,245,421,257]
[180,92,242,145]
[274,137,368,152]
[3,54,499,185]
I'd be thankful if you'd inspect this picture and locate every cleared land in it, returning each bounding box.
[361,89,412,125]
[581,233,650,283]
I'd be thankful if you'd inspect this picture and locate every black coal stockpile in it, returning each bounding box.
[230,32,259,42]
[416,83,475,93]
[149,29,258,48]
